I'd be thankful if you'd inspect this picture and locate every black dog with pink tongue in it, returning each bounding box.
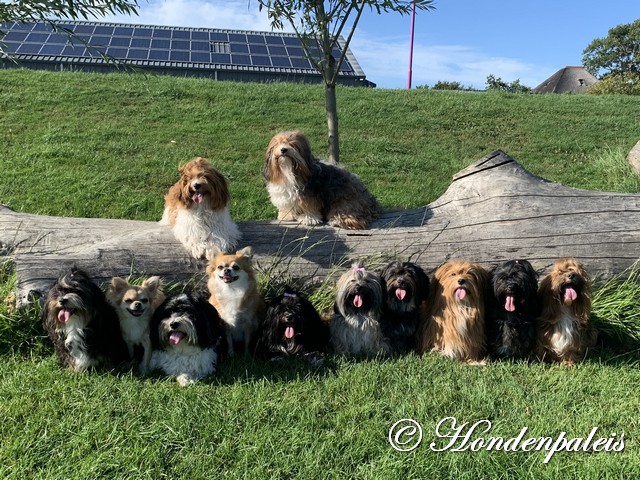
[379,261,430,355]
[486,259,541,360]
[256,290,329,364]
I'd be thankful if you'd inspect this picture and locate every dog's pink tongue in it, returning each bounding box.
[353,295,363,308]
[564,287,578,302]
[505,295,516,312]
[193,192,204,204]
[284,326,295,339]
[170,332,185,345]
[395,288,407,301]
[456,288,466,300]
[57,309,71,323]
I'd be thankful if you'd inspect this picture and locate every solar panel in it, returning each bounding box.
[191,31,208,41]
[128,49,148,60]
[0,20,367,84]
[110,36,130,47]
[130,38,150,48]
[172,30,190,40]
[151,39,170,49]
[171,40,189,50]
[251,56,271,67]
[230,43,249,54]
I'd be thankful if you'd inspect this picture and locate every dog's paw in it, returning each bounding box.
[300,215,323,226]
[176,374,195,387]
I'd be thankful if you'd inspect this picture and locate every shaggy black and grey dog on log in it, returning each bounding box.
[485,260,540,360]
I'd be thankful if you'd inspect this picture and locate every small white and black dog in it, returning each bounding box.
[380,260,430,354]
[486,259,540,360]
[330,263,391,357]
[149,293,226,387]
[42,268,129,372]
[264,131,381,229]
[256,289,330,364]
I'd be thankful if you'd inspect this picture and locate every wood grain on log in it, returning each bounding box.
[2,150,639,305]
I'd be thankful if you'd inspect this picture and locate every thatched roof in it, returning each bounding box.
[533,66,598,94]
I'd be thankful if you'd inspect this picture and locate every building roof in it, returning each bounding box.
[0,20,374,87]
[533,66,598,94]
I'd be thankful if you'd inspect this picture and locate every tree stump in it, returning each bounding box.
[2,150,639,306]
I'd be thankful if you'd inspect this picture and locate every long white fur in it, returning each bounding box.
[213,273,256,355]
[160,202,240,259]
[548,306,580,358]
[149,345,218,387]
[62,312,98,372]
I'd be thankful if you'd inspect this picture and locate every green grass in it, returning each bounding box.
[1,69,640,478]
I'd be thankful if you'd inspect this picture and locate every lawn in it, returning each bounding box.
[1,69,639,479]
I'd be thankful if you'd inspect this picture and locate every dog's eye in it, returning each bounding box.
[125,299,133,304]
[232,265,240,271]
[141,298,149,304]
[217,265,224,270]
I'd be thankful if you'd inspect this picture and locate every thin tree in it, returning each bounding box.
[257,0,435,164]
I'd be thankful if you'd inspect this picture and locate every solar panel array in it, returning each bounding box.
[0,20,361,76]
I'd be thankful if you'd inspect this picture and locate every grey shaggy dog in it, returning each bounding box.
[329,263,391,357]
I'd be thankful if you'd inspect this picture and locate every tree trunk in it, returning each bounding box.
[2,150,639,307]
[325,81,340,165]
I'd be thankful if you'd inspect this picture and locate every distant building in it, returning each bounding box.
[0,20,374,87]
[533,66,598,94]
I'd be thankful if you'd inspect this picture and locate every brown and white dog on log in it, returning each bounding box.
[263,130,381,229]
[207,246,266,356]
[160,157,241,259]
[417,260,490,363]
[535,258,595,365]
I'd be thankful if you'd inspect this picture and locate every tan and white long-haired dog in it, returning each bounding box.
[160,157,241,259]
[416,260,490,362]
[535,258,594,365]
[264,131,381,230]
[207,246,266,356]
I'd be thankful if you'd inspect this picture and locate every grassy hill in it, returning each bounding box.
[1,69,640,479]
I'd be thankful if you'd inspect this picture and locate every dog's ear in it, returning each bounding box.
[205,166,230,210]
[109,277,129,295]
[237,246,253,259]
[142,276,161,292]
[206,259,219,276]
[142,276,166,308]
[264,142,275,182]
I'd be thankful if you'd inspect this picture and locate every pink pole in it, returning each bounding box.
[407,1,416,89]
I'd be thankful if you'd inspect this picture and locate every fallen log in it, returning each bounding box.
[2,150,639,306]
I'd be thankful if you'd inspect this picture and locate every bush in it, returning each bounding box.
[485,74,531,93]
[587,72,640,95]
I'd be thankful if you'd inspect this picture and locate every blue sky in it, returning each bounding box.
[102,0,638,90]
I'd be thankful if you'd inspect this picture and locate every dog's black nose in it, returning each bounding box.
[193,182,202,191]
[280,147,288,154]
[457,278,465,286]
[170,321,180,329]
[59,298,68,305]
[567,272,576,280]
